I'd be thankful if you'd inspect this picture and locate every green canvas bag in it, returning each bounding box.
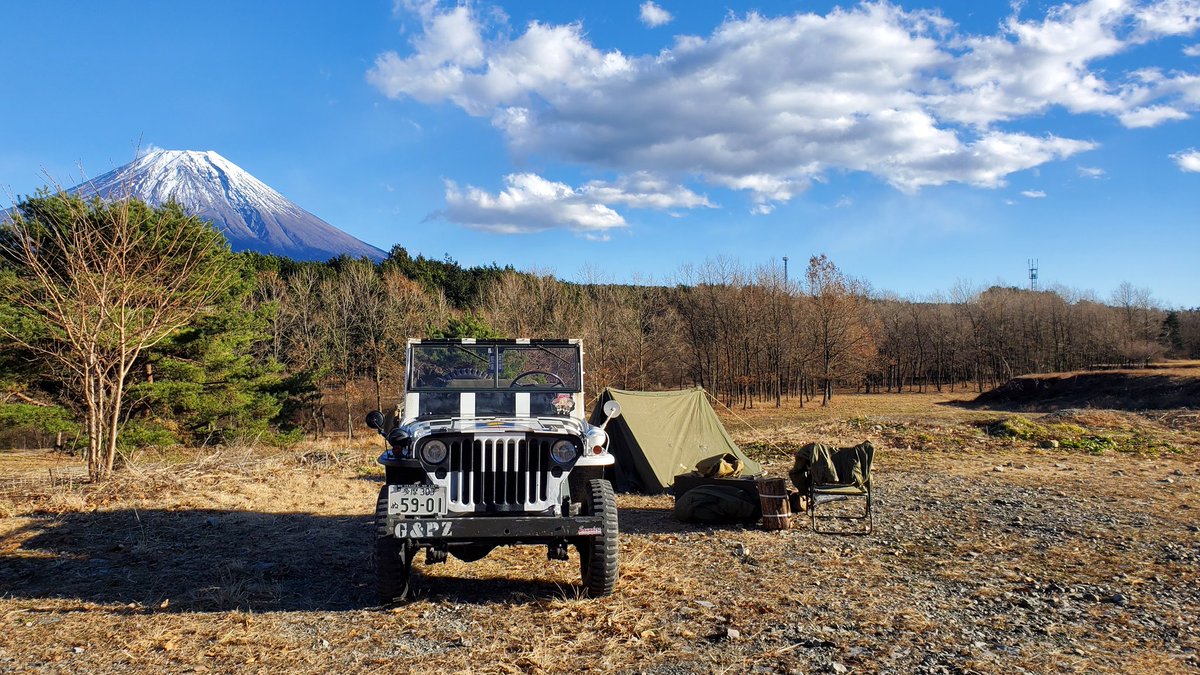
[673,485,762,524]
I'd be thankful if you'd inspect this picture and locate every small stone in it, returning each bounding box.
[696,600,715,609]
[73,647,85,654]
[831,662,848,674]
[992,466,1005,473]
[1172,469,1184,476]
[1106,593,1128,606]
[1017,463,1029,469]
[725,627,741,640]
[1039,439,1059,449]
[1161,478,1175,484]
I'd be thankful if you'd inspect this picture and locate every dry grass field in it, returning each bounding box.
[2,378,1198,674]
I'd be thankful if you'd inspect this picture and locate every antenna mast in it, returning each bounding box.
[1028,258,1039,291]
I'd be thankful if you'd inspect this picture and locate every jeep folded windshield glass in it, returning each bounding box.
[409,344,582,390]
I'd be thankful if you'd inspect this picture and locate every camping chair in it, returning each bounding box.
[808,442,874,535]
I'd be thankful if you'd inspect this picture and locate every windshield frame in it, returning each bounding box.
[406,339,584,394]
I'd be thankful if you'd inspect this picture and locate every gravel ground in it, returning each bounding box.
[1,401,1197,674]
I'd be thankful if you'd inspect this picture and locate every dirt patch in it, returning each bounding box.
[971,362,1200,411]
[1,397,1198,674]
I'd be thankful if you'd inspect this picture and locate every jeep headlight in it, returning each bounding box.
[584,428,608,455]
[550,439,578,464]
[421,439,448,464]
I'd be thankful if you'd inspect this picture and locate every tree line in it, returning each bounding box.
[2,192,1196,478]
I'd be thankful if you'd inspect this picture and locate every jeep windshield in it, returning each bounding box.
[409,342,582,392]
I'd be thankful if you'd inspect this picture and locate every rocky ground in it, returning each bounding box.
[1,393,1197,674]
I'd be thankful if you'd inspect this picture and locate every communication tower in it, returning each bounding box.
[782,256,789,285]
[1028,258,1039,291]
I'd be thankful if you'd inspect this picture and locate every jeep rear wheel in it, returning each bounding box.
[375,486,415,603]
[578,479,618,597]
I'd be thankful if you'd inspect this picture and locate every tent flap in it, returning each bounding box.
[589,388,763,494]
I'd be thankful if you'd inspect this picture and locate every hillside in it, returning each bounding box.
[971,362,1200,411]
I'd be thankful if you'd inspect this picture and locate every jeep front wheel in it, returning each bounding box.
[578,479,618,597]
[375,486,415,603]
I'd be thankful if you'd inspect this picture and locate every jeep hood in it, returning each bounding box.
[405,416,587,437]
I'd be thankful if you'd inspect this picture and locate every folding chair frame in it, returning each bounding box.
[808,485,872,534]
[807,443,874,535]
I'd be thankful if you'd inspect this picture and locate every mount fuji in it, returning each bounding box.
[68,150,386,261]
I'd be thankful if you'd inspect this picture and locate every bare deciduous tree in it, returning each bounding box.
[0,192,235,479]
[803,255,876,406]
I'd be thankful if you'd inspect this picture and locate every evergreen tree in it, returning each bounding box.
[383,245,512,308]
[126,254,306,446]
[1161,311,1185,356]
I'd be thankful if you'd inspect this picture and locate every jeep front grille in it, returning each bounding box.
[445,435,557,512]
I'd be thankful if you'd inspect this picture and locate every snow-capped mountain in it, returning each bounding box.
[69,150,386,261]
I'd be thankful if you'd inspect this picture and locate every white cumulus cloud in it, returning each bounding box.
[1021,190,1047,198]
[581,171,713,209]
[438,173,628,235]
[1185,43,1200,56]
[1078,165,1106,178]
[1134,0,1200,38]
[1171,148,1200,172]
[371,1,1200,229]
[640,1,673,28]
[1119,104,1190,127]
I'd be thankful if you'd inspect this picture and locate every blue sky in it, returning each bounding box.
[2,0,1198,307]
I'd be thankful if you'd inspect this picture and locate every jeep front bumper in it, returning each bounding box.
[388,515,604,540]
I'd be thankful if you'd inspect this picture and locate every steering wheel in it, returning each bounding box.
[436,368,489,386]
[509,370,566,388]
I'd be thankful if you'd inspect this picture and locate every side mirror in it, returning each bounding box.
[599,400,622,430]
[365,411,385,431]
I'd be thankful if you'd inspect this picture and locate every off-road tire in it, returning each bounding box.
[578,479,618,597]
[375,486,414,603]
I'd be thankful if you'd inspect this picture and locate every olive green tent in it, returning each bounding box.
[589,388,763,494]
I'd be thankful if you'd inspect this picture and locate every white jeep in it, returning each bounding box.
[366,338,621,602]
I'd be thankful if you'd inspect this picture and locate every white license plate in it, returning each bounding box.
[388,485,446,516]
